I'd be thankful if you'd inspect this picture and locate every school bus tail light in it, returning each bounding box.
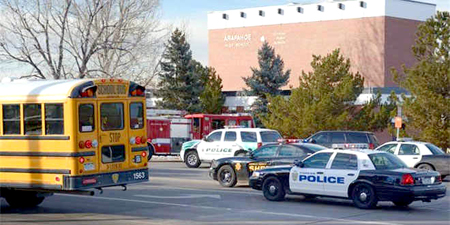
[130,137,136,145]
[141,136,147,144]
[135,136,141,145]
[79,157,85,164]
[142,151,147,158]
[85,140,92,149]
[79,141,85,149]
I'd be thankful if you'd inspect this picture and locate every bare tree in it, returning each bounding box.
[0,0,167,84]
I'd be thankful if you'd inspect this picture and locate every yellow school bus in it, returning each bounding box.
[0,78,149,207]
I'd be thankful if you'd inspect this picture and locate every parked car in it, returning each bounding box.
[249,149,446,209]
[303,131,379,149]
[180,128,282,168]
[376,141,450,179]
[209,142,326,187]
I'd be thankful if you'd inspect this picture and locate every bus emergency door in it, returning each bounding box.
[97,100,129,172]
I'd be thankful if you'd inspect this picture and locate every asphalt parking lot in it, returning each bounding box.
[1,159,449,225]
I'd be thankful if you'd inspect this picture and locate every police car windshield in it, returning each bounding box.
[368,153,407,170]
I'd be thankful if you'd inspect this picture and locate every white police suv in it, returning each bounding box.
[180,128,281,168]
[249,149,446,209]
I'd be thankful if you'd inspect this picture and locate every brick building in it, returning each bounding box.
[208,0,435,106]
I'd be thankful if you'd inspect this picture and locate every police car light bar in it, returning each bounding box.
[397,138,414,142]
[332,143,369,150]
[277,139,301,144]
[224,125,246,129]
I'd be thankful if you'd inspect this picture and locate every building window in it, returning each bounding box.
[297,7,304,13]
[278,8,284,15]
[259,10,265,17]
[240,12,246,18]
[222,13,229,20]
[317,5,324,12]
[338,3,345,10]
[360,1,367,8]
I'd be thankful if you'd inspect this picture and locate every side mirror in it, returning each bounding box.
[249,151,255,159]
[293,160,304,168]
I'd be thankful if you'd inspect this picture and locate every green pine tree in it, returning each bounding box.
[155,29,203,113]
[243,41,290,126]
[392,11,450,150]
[200,68,226,114]
[262,49,366,138]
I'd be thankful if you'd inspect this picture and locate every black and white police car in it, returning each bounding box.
[249,149,446,209]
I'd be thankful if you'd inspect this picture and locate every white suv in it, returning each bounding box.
[180,128,282,168]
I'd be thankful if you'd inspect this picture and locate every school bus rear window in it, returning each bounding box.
[130,102,144,129]
[24,104,42,135]
[45,104,64,135]
[101,103,124,131]
[101,145,126,163]
[2,104,20,135]
[79,104,95,132]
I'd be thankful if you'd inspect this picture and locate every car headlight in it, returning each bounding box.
[251,171,261,177]
[210,160,218,168]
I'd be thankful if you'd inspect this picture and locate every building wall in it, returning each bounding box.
[384,17,421,87]
[208,0,435,91]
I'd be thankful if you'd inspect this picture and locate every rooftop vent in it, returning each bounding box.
[240,12,246,18]
[338,3,345,10]
[360,1,367,8]
[259,10,265,17]
[222,13,229,20]
[317,5,324,12]
[278,8,284,15]
[297,7,304,13]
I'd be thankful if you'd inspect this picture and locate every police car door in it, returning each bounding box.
[289,152,333,195]
[396,143,422,167]
[197,131,223,161]
[324,153,359,197]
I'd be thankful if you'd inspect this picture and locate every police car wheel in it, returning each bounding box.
[185,151,201,168]
[262,177,285,201]
[217,165,237,187]
[392,199,414,207]
[351,183,378,209]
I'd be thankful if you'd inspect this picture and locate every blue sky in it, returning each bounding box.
[161,0,450,66]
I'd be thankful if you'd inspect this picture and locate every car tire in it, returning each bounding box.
[417,163,434,171]
[262,177,285,201]
[217,165,237,187]
[185,151,201,168]
[5,191,45,208]
[351,183,378,209]
[147,144,154,161]
[392,199,414,207]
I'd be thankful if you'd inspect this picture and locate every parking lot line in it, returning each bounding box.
[57,194,401,225]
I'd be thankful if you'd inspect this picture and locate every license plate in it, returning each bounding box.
[422,177,433,185]
[133,171,146,180]
[84,163,95,171]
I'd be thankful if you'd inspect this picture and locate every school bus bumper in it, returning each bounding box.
[63,168,149,190]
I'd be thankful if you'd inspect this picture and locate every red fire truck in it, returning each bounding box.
[146,113,254,158]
